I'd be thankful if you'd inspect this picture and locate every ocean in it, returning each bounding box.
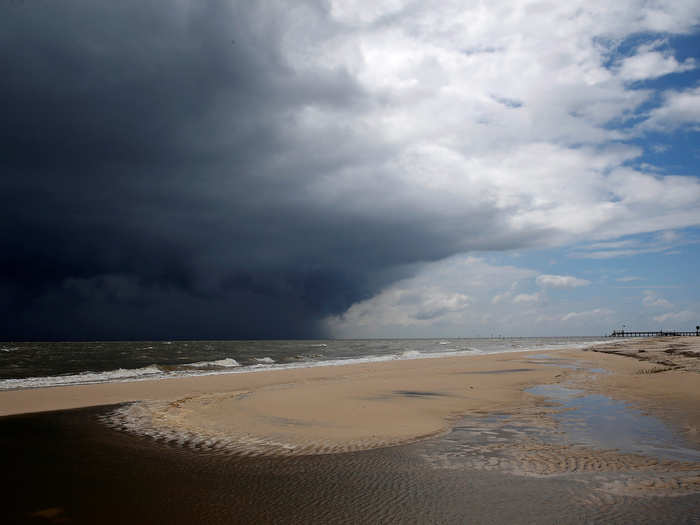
[0,337,609,390]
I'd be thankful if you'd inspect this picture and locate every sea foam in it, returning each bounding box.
[183,358,241,368]
[0,365,163,390]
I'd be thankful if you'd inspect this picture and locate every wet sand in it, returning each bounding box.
[1,338,699,523]
[3,404,699,524]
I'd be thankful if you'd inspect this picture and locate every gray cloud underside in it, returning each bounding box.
[1,1,546,339]
[2,1,699,339]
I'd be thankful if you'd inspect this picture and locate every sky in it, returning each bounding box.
[1,0,699,340]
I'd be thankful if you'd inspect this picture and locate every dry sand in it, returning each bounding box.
[2,337,699,460]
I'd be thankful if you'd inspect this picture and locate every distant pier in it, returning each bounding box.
[610,330,699,337]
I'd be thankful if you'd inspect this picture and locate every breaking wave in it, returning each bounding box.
[0,365,163,390]
[0,338,612,391]
[183,358,241,369]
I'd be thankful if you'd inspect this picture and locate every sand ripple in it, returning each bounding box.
[103,398,448,457]
[420,414,700,498]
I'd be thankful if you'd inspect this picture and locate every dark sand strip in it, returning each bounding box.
[2,404,699,524]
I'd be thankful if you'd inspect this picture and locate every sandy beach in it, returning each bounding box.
[2,337,699,524]
[1,337,699,454]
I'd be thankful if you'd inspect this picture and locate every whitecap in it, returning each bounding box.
[0,365,163,390]
[183,358,241,369]
[3,339,612,391]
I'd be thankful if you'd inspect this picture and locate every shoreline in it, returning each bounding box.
[0,346,574,417]
[0,339,613,417]
[2,337,698,457]
[2,337,699,522]
[0,337,611,391]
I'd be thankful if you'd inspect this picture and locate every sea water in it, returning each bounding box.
[0,337,609,390]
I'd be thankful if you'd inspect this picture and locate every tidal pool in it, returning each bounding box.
[527,384,700,462]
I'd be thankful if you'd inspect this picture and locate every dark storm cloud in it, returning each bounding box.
[0,0,540,340]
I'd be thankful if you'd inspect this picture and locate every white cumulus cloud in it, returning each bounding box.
[561,308,614,321]
[653,311,698,323]
[615,41,696,82]
[325,256,538,337]
[289,1,700,254]
[536,275,591,288]
[512,293,542,304]
[642,85,700,131]
[642,290,673,308]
